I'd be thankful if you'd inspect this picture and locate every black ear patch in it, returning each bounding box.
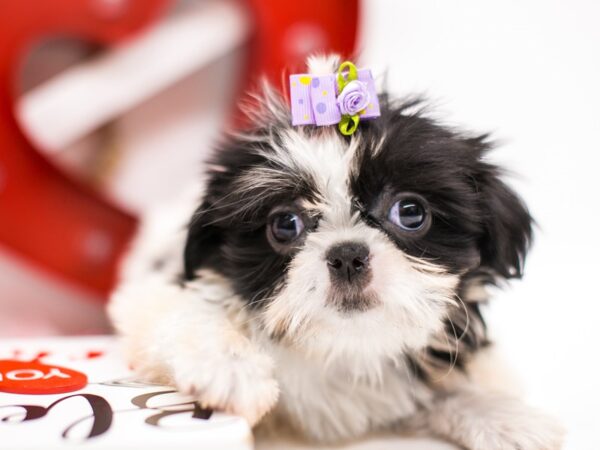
[475,162,533,280]
[184,200,223,280]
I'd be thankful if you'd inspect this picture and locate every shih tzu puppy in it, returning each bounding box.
[109,55,564,449]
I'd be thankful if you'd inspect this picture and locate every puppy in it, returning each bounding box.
[109,55,564,449]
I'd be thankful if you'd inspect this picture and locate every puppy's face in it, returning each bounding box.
[185,96,531,371]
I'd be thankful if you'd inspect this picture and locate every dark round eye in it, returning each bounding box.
[270,212,305,243]
[388,197,427,231]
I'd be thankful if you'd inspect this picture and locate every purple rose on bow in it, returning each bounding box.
[337,80,370,116]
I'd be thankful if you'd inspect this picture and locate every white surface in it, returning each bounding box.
[360,1,600,449]
[256,436,456,450]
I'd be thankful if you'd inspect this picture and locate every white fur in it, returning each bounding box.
[307,53,341,75]
[264,344,433,442]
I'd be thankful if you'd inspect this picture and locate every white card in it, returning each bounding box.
[0,336,252,450]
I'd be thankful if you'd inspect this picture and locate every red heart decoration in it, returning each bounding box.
[0,359,88,395]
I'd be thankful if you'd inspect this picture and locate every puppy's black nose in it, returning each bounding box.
[326,242,370,283]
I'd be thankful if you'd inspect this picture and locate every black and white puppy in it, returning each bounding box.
[109,55,564,449]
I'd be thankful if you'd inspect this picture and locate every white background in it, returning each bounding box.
[357,1,599,449]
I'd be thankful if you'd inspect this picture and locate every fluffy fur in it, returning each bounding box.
[109,55,564,449]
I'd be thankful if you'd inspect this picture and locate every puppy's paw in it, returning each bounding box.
[171,349,280,426]
[468,406,564,450]
[430,389,565,450]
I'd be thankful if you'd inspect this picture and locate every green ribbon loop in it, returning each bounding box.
[337,61,359,91]
[338,114,360,136]
[337,61,361,136]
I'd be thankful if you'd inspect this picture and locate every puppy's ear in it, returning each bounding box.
[475,160,533,280]
[184,200,222,280]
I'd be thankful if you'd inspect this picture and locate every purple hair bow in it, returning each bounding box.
[289,61,380,135]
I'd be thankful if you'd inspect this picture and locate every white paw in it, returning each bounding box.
[171,349,280,426]
[431,390,565,450]
[469,406,565,450]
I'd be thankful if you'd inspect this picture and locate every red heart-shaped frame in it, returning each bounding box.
[0,0,358,298]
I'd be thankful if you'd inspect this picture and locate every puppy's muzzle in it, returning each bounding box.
[326,242,370,285]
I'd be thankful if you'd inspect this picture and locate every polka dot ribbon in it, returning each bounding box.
[289,61,381,135]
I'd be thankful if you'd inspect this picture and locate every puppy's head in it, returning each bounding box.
[184,60,532,372]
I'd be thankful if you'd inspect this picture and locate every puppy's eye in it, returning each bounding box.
[388,197,427,231]
[270,212,305,243]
